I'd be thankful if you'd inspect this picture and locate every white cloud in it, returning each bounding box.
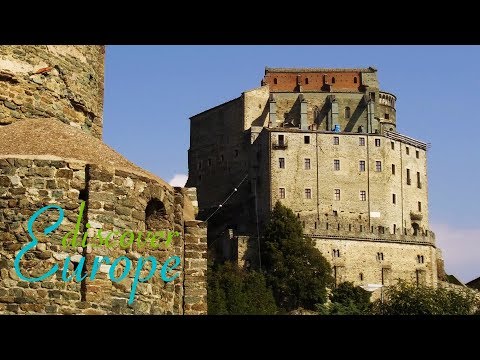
[432,223,480,284]
[168,174,188,187]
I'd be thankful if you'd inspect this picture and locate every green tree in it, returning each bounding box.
[315,282,372,315]
[207,262,278,315]
[373,280,479,315]
[262,201,333,311]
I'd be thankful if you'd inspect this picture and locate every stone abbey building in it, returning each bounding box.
[0,46,207,314]
[187,67,444,289]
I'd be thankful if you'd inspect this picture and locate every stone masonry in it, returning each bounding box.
[0,46,207,315]
[187,67,443,290]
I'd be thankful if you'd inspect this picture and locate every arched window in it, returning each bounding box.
[305,78,309,84]
[273,78,277,84]
[145,199,169,231]
[332,77,336,84]
[354,77,358,84]
[345,106,351,119]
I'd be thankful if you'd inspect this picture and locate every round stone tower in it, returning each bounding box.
[0,46,105,139]
[378,91,397,133]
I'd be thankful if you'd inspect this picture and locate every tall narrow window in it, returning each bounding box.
[334,189,341,201]
[334,159,340,171]
[393,224,397,234]
[416,150,420,159]
[406,147,410,155]
[279,157,285,169]
[377,252,384,261]
[332,77,336,84]
[385,113,390,120]
[392,193,396,204]
[360,190,366,201]
[304,135,310,144]
[376,161,382,172]
[305,188,312,199]
[359,160,366,172]
[417,172,421,188]
[418,201,422,212]
[375,138,381,147]
[279,188,285,199]
[234,149,239,158]
[354,77,358,84]
[274,78,277,84]
[345,107,351,119]
[278,134,285,146]
[305,78,309,84]
[208,158,211,166]
[391,141,395,150]
[359,137,365,146]
[333,136,339,145]
[305,158,311,170]
[407,169,411,185]
[392,164,396,175]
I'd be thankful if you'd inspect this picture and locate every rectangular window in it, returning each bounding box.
[208,158,211,166]
[333,136,339,145]
[392,164,396,175]
[417,172,421,188]
[279,157,285,169]
[418,201,422,212]
[375,138,381,147]
[359,160,365,172]
[304,135,310,144]
[334,189,340,201]
[305,158,311,170]
[385,113,390,120]
[305,188,312,199]
[334,159,340,171]
[416,150,420,159]
[360,190,366,201]
[407,168,411,185]
[278,134,285,146]
[391,141,394,150]
[392,193,396,204]
[376,161,382,172]
[359,137,365,146]
[406,147,410,155]
[279,188,285,199]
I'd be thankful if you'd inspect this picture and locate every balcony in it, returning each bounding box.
[272,140,288,149]
[410,212,423,221]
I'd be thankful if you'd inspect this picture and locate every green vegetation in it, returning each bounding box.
[317,281,372,315]
[207,262,278,315]
[373,280,479,315]
[261,201,333,312]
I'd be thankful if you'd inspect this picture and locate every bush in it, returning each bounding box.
[373,280,479,315]
[316,282,372,315]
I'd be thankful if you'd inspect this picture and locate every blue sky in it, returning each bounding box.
[104,45,480,282]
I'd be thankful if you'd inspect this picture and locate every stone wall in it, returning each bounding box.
[0,46,104,139]
[267,129,430,236]
[0,157,207,314]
